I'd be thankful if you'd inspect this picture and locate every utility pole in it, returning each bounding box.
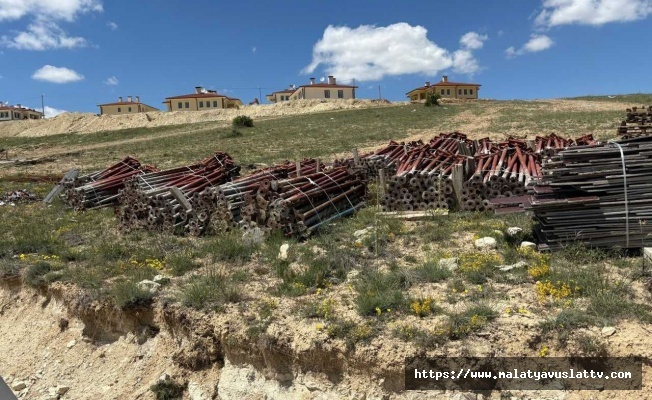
[378,85,382,100]
[41,93,45,116]
[258,86,262,104]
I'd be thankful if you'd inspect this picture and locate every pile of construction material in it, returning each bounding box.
[493,135,652,249]
[618,106,652,138]
[377,132,596,212]
[115,152,239,235]
[62,157,157,211]
[0,189,39,206]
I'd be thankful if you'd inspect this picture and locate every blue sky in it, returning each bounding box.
[0,0,651,116]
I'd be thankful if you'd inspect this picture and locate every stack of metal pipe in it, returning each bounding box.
[203,159,325,234]
[115,152,239,234]
[618,106,652,138]
[62,157,156,211]
[534,133,596,157]
[334,140,425,178]
[381,132,471,211]
[264,167,367,237]
[492,135,652,249]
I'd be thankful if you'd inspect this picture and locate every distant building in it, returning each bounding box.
[163,87,243,111]
[266,87,295,103]
[98,96,159,115]
[288,76,357,100]
[0,104,44,121]
[406,76,481,101]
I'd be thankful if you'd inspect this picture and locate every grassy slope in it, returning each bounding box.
[4,98,634,175]
[566,93,652,104]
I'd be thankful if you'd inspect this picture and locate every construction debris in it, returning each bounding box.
[0,189,39,206]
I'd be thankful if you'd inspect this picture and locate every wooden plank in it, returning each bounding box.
[43,168,79,204]
[378,209,448,220]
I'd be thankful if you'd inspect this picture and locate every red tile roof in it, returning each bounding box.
[297,83,357,89]
[97,101,141,106]
[0,105,42,113]
[406,81,481,95]
[433,81,481,87]
[165,93,227,100]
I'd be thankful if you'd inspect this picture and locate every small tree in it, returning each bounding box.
[424,93,441,107]
[232,115,254,128]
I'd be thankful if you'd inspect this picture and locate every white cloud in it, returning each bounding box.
[252,46,256,53]
[303,23,484,82]
[43,105,67,118]
[0,0,103,22]
[32,65,84,83]
[506,34,554,57]
[0,0,102,51]
[459,32,488,50]
[1,19,88,50]
[536,0,652,27]
[524,34,554,52]
[104,76,118,85]
[106,21,118,30]
[452,50,480,74]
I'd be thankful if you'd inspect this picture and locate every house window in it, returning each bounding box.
[118,108,121,112]
[213,101,218,107]
[458,90,462,95]
[199,101,204,108]
[337,90,344,99]
[185,102,190,108]
[447,89,450,95]
[177,102,182,109]
[441,89,445,95]
[470,89,474,95]
[464,89,467,95]
[128,107,132,112]
[324,90,330,98]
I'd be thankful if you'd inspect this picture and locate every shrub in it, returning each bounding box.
[166,251,200,276]
[0,259,21,279]
[181,268,242,310]
[110,279,155,310]
[355,269,408,316]
[201,233,258,264]
[150,379,187,400]
[232,115,254,128]
[446,304,497,340]
[24,261,51,288]
[412,259,452,283]
[425,93,441,107]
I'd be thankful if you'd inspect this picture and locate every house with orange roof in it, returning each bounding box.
[97,96,159,115]
[162,87,243,111]
[289,76,357,100]
[406,76,481,101]
[0,103,44,121]
[266,87,296,103]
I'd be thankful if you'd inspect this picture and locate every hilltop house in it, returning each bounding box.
[290,76,357,100]
[267,76,357,103]
[98,96,159,115]
[266,88,295,103]
[163,87,243,111]
[407,76,481,101]
[0,104,44,121]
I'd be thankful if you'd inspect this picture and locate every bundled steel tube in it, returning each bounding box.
[62,156,157,211]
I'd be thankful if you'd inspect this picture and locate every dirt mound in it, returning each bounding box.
[0,99,395,139]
